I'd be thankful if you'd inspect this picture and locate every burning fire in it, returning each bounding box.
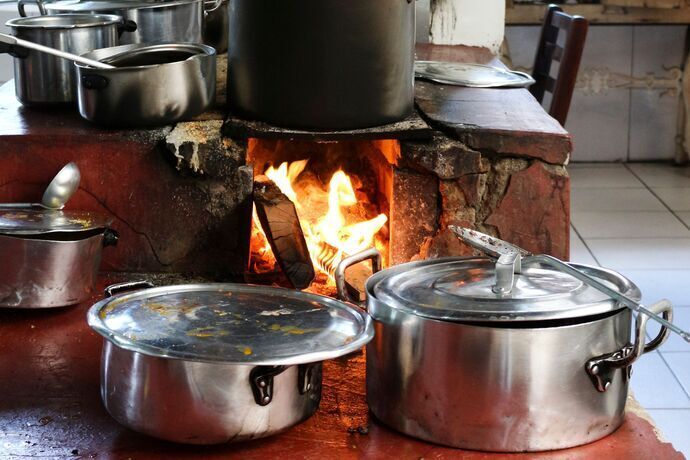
[252,160,387,286]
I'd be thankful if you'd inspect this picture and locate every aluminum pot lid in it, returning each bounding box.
[88,283,373,365]
[44,0,198,12]
[415,61,536,88]
[0,209,112,235]
[370,257,641,323]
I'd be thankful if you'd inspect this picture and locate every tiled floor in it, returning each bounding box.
[569,162,690,457]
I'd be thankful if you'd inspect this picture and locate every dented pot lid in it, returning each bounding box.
[87,283,374,365]
[369,257,641,323]
[0,209,112,236]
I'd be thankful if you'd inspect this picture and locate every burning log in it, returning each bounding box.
[253,175,315,289]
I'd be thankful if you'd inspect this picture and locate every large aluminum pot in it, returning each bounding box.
[227,0,416,130]
[88,282,373,444]
[75,43,216,127]
[0,209,117,308]
[337,251,673,452]
[4,13,124,105]
[26,0,222,45]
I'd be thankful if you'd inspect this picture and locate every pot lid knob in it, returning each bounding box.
[450,226,531,295]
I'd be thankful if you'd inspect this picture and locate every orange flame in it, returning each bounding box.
[257,160,387,285]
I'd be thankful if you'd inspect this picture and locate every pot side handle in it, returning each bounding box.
[18,0,47,17]
[586,299,673,392]
[334,248,382,305]
[104,280,155,298]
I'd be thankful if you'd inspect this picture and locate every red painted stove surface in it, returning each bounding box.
[0,275,682,459]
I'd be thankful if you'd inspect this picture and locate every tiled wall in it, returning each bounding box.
[506,25,687,162]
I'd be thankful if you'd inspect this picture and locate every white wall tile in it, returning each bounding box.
[629,90,680,161]
[569,165,644,188]
[572,188,665,212]
[586,238,690,270]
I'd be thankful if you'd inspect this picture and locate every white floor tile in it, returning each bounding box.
[628,164,690,188]
[646,409,690,458]
[572,188,666,212]
[586,238,690,270]
[569,166,644,189]
[652,188,690,212]
[630,351,690,408]
[569,227,598,265]
[646,307,690,353]
[618,270,690,307]
[572,212,690,238]
[678,212,690,227]
[662,352,690,397]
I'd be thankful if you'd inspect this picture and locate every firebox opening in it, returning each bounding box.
[247,138,398,295]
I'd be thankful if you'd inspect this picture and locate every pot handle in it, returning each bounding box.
[585,299,673,392]
[117,19,138,36]
[104,280,155,298]
[334,248,382,304]
[102,228,119,247]
[203,0,222,14]
[18,0,47,17]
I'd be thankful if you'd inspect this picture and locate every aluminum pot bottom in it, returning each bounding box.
[100,342,323,444]
[365,309,633,452]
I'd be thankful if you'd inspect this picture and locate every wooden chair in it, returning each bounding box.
[530,4,589,126]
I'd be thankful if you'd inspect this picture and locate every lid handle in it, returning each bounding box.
[449,226,529,295]
[450,226,690,344]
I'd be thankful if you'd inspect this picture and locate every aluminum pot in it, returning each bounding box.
[227,0,416,130]
[336,250,673,452]
[87,281,373,444]
[24,0,222,45]
[0,209,117,308]
[3,13,126,105]
[75,43,216,127]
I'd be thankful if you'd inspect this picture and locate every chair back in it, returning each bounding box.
[530,4,589,126]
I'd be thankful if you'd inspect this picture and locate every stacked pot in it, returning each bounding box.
[1,0,221,126]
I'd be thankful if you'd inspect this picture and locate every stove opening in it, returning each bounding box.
[247,138,397,295]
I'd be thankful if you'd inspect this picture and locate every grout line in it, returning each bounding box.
[658,352,690,401]
[570,225,600,265]
[627,27,634,163]
[625,164,690,231]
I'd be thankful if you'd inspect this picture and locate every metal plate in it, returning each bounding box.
[414,61,535,88]
[88,283,373,365]
[0,209,112,235]
[370,257,641,322]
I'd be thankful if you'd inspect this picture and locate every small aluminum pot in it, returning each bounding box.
[337,252,673,452]
[75,43,216,127]
[88,282,373,444]
[24,0,222,45]
[227,0,415,130]
[3,13,126,105]
[0,210,117,308]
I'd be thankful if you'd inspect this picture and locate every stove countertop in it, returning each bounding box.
[0,273,682,459]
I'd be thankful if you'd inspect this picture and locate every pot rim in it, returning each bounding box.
[45,0,202,13]
[6,13,123,29]
[75,42,216,71]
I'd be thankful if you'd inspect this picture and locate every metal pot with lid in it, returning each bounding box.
[23,0,222,45]
[336,232,678,452]
[88,281,373,444]
[0,209,117,308]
